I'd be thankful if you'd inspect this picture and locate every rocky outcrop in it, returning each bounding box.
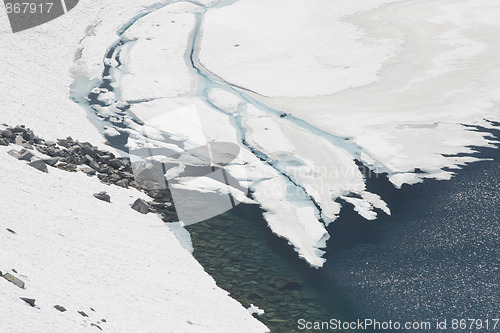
[28,160,48,173]
[2,124,178,221]
[131,198,150,214]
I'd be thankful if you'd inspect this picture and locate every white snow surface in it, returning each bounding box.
[0,0,269,332]
[0,144,268,333]
[200,0,500,187]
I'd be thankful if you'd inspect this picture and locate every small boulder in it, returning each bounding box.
[131,198,149,214]
[22,142,34,150]
[89,160,101,171]
[22,130,35,141]
[1,129,15,139]
[78,311,89,317]
[109,158,125,169]
[115,179,129,188]
[93,192,111,203]
[54,305,67,312]
[97,174,110,183]
[2,273,25,289]
[81,167,97,176]
[19,149,34,161]
[12,125,26,133]
[0,138,9,146]
[44,158,59,167]
[28,160,48,173]
[20,297,36,307]
[7,149,21,159]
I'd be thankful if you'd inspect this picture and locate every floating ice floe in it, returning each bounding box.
[70,0,500,269]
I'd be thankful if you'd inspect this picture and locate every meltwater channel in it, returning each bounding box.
[69,0,500,331]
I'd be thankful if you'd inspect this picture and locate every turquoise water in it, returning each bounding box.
[187,203,356,333]
[188,128,500,333]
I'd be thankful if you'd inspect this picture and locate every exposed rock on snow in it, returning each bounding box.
[131,198,150,214]
[93,192,111,203]
[20,297,36,307]
[2,273,25,289]
[54,305,67,312]
[28,160,48,173]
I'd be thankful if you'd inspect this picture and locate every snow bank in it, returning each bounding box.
[0,144,268,333]
[199,0,401,97]
[200,0,500,187]
[0,0,269,331]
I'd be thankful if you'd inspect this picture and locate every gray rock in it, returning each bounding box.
[131,198,149,214]
[81,167,97,176]
[109,173,121,183]
[67,146,80,155]
[97,174,110,183]
[6,228,16,234]
[19,149,34,161]
[7,149,21,159]
[57,138,73,148]
[35,145,48,154]
[47,147,64,157]
[115,179,129,188]
[109,159,125,169]
[91,323,102,330]
[1,129,15,139]
[20,297,36,307]
[2,273,25,289]
[22,142,33,150]
[99,166,110,174]
[0,138,9,146]
[22,130,35,141]
[89,160,101,171]
[44,158,59,167]
[93,191,111,203]
[12,125,26,133]
[80,145,98,159]
[84,154,94,163]
[78,311,88,317]
[54,305,67,312]
[57,163,77,172]
[28,160,48,173]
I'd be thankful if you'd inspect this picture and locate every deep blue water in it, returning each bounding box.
[317,128,500,332]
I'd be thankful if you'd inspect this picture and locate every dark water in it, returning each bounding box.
[322,130,500,332]
[188,127,500,333]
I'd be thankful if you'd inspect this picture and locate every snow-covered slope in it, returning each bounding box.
[0,1,268,332]
[0,142,268,333]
